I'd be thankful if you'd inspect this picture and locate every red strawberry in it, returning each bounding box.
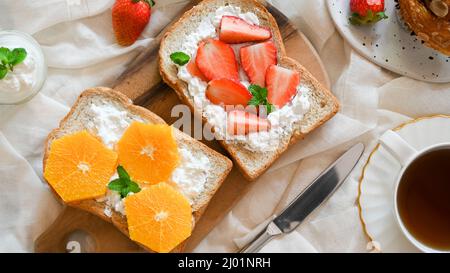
[349,0,387,25]
[219,16,272,44]
[206,79,252,106]
[240,41,277,87]
[187,60,208,82]
[112,0,153,46]
[227,110,270,135]
[266,65,300,108]
[196,39,239,81]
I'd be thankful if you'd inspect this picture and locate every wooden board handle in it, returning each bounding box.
[34,207,143,253]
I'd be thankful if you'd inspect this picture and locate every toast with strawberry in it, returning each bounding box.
[159,0,339,180]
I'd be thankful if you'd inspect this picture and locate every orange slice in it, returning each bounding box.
[117,122,180,184]
[44,131,118,202]
[125,183,192,252]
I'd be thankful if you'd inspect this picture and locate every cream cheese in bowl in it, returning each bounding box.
[0,30,47,104]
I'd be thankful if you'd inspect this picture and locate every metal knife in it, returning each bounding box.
[239,143,365,253]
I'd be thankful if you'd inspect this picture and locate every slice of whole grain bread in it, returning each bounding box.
[42,87,233,252]
[159,0,340,180]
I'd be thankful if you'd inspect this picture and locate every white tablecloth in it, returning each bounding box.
[0,0,449,253]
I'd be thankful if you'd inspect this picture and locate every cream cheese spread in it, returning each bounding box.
[88,102,210,216]
[171,147,210,203]
[86,102,144,149]
[175,6,311,152]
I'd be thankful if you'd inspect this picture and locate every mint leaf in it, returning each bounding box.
[120,188,130,199]
[10,48,27,66]
[247,84,274,114]
[0,47,27,80]
[117,165,130,180]
[170,52,190,66]
[248,84,259,96]
[6,50,16,64]
[108,166,141,198]
[265,103,275,114]
[107,178,125,192]
[120,184,140,198]
[248,96,260,106]
[0,47,9,63]
[0,67,7,80]
[260,86,267,98]
[127,181,141,194]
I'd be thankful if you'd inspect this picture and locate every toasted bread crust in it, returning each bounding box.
[42,87,232,252]
[159,0,339,180]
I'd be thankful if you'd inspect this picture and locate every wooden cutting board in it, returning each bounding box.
[34,0,330,253]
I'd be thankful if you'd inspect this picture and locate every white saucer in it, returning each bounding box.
[326,0,450,83]
[358,115,450,252]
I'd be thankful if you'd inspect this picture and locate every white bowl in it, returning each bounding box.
[0,30,47,105]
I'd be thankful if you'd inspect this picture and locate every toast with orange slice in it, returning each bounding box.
[159,0,339,180]
[42,87,232,252]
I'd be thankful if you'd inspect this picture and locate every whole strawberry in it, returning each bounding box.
[349,0,388,25]
[112,0,154,46]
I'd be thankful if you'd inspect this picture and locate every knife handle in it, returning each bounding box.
[238,222,282,253]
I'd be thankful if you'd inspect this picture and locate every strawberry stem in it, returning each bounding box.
[132,0,154,7]
[349,10,388,25]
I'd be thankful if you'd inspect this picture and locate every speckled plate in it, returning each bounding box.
[327,0,450,83]
[358,115,450,253]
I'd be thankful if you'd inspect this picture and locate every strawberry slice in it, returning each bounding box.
[240,41,277,86]
[266,65,300,108]
[227,110,271,135]
[187,60,208,82]
[219,16,272,44]
[206,78,252,106]
[196,39,239,81]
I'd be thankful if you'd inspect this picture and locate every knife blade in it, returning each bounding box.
[239,142,365,253]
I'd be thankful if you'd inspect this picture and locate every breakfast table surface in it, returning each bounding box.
[0,0,449,253]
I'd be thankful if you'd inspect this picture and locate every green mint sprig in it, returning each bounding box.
[108,166,141,198]
[170,51,190,66]
[0,47,27,80]
[248,84,275,114]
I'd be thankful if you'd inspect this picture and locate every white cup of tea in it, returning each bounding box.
[380,130,450,253]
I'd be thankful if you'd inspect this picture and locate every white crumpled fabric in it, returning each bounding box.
[0,0,449,252]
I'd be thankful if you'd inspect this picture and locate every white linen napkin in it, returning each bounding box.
[0,0,114,34]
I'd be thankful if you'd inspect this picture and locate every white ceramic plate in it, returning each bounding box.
[327,0,450,83]
[358,115,450,253]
